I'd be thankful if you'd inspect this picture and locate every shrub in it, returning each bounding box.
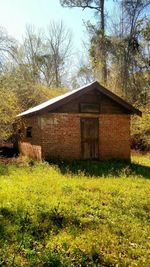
[131,113,150,152]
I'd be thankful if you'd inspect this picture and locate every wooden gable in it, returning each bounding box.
[18,81,142,117]
[53,88,129,114]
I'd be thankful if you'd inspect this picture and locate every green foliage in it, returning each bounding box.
[0,87,19,140]
[0,154,150,266]
[0,72,67,141]
[89,30,111,85]
[1,71,67,109]
[131,112,150,151]
[143,20,150,41]
[14,81,67,111]
[87,2,150,104]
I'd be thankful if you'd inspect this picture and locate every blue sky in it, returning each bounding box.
[0,0,115,51]
[0,0,96,51]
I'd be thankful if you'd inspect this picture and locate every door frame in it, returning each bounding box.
[80,117,99,160]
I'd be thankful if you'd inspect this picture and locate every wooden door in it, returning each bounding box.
[81,118,99,160]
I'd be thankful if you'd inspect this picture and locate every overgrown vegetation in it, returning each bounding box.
[0,73,67,140]
[131,113,150,152]
[0,154,149,266]
[0,1,149,148]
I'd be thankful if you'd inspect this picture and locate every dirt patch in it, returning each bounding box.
[0,157,18,165]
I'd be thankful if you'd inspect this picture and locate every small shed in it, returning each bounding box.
[17,81,141,161]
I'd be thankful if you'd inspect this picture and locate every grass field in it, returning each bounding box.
[0,154,150,266]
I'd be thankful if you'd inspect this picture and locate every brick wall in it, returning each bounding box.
[40,113,130,160]
[19,113,131,160]
[41,113,81,159]
[19,115,42,160]
[99,115,130,160]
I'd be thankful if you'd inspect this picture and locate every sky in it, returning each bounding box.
[0,0,115,51]
[0,0,96,52]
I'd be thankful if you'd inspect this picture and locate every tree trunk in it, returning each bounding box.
[100,0,107,85]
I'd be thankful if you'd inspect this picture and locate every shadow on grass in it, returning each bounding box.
[47,159,150,179]
[0,207,127,266]
[0,205,111,266]
[0,207,81,243]
[0,165,9,176]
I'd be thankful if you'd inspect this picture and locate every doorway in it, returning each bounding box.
[80,118,99,160]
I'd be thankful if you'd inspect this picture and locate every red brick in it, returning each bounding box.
[19,113,131,160]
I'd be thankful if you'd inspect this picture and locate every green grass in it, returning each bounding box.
[0,154,150,266]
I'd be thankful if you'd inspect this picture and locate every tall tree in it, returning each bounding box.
[8,22,72,87]
[124,0,149,100]
[60,0,107,85]
[22,25,44,83]
[0,27,17,72]
[98,0,150,103]
[46,20,72,87]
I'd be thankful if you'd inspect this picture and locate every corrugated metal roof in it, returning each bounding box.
[17,81,96,117]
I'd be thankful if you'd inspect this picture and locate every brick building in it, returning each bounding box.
[17,81,141,161]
